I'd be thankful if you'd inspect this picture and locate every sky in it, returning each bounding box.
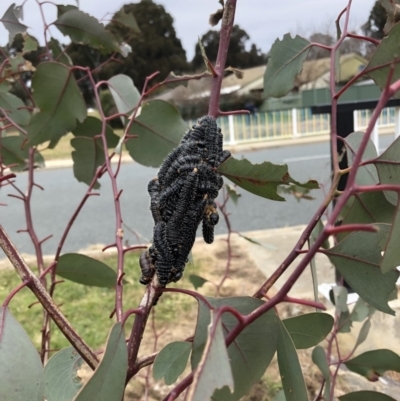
[0,0,376,60]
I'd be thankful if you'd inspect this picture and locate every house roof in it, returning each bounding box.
[155,53,367,103]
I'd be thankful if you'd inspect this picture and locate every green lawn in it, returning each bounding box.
[0,251,199,353]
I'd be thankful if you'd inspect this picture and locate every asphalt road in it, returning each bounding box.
[0,135,395,257]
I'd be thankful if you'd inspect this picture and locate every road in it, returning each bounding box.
[0,135,395,257]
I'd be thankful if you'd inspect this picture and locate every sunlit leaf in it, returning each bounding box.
[153,342,191,385]
[126,100,187,167]
[264,34,310,98]
[191,297,278,401]
[73,323,127,401]
[57,253,117,287]
[28,62,86,146]
[108,74,140,124]
[21,34,38,53]
[44,347,83,401]
[277,318,308,401]
[350,297,375,322]
[218,157,319,201]
[282,313,334,349]
[55,9,121,54]
[0,307,44,401]
[325,225,399,315]
[344,349,400,381]
[189,313,234,401]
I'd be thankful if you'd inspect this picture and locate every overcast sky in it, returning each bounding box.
[0,0,376,60]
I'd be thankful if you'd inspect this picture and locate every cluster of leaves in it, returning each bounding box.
[2,1,400,401]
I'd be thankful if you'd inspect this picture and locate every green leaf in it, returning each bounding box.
[57,5,78,17]
[73,323,127,401]
[338,191,395,241]
[264,34,310,98]
[217,157,319,201]
[1,136,44,171]
[71,117,119,187]
[54,9,121,54]
[49,38,73,65]
[367,22,400,95]
[0,92,31,127]
[373,136,400,205]
[272,390,286,401]
[339,391,397,401]
[28,62,87,146]
[44,347,83,401]
[22,34,38,53]
[277,318,308,401]
[282,313,334,349]
[0,4,27,43]
[225,184,241,205]
[325,225,399,315]
[126,100,187,167]
[108,74,140,124]
[0,307,44,401]
[380,195,400,272]
[344,349,400,381]
[332,286,352,333]
[189,274,209,290]
[112,9,140,33]
[57,253,117,287]
[310,219,330,249]
[353,319,371,351]
[189,312,234,401]
[345,132,379,186]
[350,297,375,322]
[153,341,191,385]
[191,297,278,401]
[312,346,330,401]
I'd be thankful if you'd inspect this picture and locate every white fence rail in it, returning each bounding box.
[190,107,400,146]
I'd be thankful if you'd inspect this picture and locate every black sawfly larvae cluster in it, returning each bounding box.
[139,115,231,287]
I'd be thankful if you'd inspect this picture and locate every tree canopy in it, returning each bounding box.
[363,1,387,39]
[192,24,268,71]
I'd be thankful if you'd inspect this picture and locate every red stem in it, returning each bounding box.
[208,0,237,117]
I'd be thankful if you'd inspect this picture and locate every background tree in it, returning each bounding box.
[362,0,388,40]
[191,24,267,71]
[100,0,189,91]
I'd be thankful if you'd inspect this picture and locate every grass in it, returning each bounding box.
[0,251,200,354]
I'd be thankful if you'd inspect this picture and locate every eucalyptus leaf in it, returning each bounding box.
[73,323,127,401]
[44,347,83,401]
[218,157,319,201]
[188,314,234,401]
[191,297,278,401]
[55,9,121,54]
[277,318,308,401]
[126,100,187,167]
[344,349,400,381]
[264,34,310,98]
[339,391,397,401]
[189,274,208,290]
[28,62,86,146]
[283,313,334,349]
[0,307,44,401]
[153,342,191,385]
[312,346,331,401]
[325,225,399,315]
[57,253,117,287]
[0,4,27,43]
